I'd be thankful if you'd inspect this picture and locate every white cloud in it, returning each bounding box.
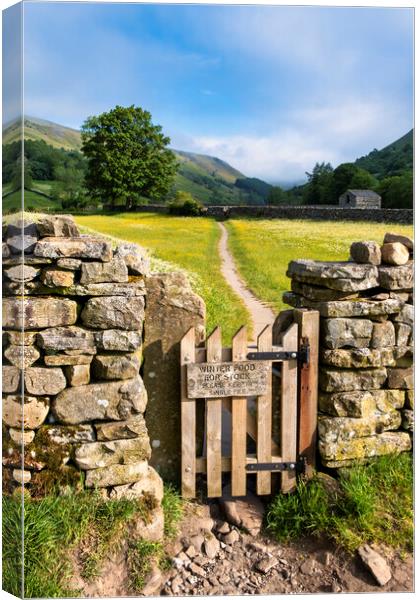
[185,97,411,182]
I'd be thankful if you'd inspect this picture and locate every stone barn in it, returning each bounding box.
[339,189,381,209]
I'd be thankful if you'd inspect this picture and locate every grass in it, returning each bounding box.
[2,188,61,213]
[225,218,414,312]
[266,452,413,553]
[76,212,251,342]
[2,490,154,598]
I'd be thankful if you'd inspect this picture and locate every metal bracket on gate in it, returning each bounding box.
[247,342,310,365]
[246,456,307,475]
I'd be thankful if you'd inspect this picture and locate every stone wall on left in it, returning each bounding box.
[2,215,163,515]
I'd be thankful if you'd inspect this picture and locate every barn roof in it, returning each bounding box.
[347,189,381,199]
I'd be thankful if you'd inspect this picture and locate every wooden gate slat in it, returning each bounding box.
[181,327,197,498]
[294,310,319,479]
[231,326,248,497]
[206,327,223,498]
[280,323,299,493]
[256,325,272,495]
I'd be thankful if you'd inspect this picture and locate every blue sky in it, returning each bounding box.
[8,2,415,182]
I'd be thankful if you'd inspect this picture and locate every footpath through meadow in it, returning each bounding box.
[217,222,275,342]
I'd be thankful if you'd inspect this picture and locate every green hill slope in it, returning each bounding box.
[3,117,270,205]
[355,129,413,178]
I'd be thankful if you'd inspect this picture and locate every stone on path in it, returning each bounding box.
[219,485,265,536]
[255,556,278,574]
[358,544,392,586]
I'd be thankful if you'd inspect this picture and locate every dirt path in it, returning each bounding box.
[218,222,275,343]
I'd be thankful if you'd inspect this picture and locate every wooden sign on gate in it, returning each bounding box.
[186,360,271,398]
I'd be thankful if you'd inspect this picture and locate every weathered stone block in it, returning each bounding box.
[84,460,149,488]
[387,367,413,390]
[110,467,164,502]
[4,265,40,283]
[34,236,112,261]
[37,326,95,353]
[80,258,128,284]
[374,389,406,412]
[56,258,82,270]
[381,242,410,266]
[92,353,140,380]
[284,294,403,318]
[2,297,77,330]
[143,272,206,480]
[6,223,38,254]
[319,431,411,464]
[75,437,151,470]
[24,367,67,396]
[321,318,373,349]
[44,354,93,367]
[384,232,413,251]
[2,366,21,393]
[290,280,357,301]
[2,242,10,258]
[319,390,376,418]
[81,296,145,330]
[318,410,401,443]
[44,424,95,444]
[370,321,395,349]
[393,346,413,367]
[378,263,413,290]
[287,260,379,291]
[95,414,148,441]
[393,304,413,326]
[394,322,411,347]
[114,242,150,276]
[94,329,142,352]
[53,376,147,424]
[350,241,381,265]
[40,269,75,288]
[401,410,413,432]
[3,280,146,298]
[9,428,36,446]
[3,395,50,429]
[320,348,395,369]
[64,364,91,386]
[319,367,387,392]
[4,345,40,368]
[36,215,80,238]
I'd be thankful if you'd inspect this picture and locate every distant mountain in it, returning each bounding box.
[3,116,270,205]
[354,129,413,178]
[3,117,83,150]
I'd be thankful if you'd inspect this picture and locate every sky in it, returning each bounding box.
[4,1,414,183]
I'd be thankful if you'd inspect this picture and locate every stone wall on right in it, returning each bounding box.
[284,232,413,468]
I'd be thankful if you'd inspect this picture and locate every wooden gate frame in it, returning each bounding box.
[180,309,319,499]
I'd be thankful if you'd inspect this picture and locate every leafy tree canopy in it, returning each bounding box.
[81,105,177,207]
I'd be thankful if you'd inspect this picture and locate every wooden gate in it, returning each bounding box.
[180,309,319,499]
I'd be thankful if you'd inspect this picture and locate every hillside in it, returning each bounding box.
[3,117,270,205]
[355,129,413,178]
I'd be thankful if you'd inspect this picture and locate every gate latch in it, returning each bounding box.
[247,342,310,364]
[246,455,307,475]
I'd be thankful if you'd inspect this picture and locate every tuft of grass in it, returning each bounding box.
[162,484,184,538]
[2,490,151,598]
[225,218,414,312]
[266,452,413,553]
[127,539,164,592]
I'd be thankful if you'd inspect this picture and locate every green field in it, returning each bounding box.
[225,218,414,312]
[76,213,251,342]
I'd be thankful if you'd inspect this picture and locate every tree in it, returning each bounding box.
[268,186,288,205]
[376,171,413,208]
[304,162,333,205]
[81,105,177,208]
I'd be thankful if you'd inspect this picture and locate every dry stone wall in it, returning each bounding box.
[284,233,413,468]
[2,215,163,508]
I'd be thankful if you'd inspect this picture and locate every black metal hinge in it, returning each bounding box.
[246,456,307,475]
[247,343,310,364]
